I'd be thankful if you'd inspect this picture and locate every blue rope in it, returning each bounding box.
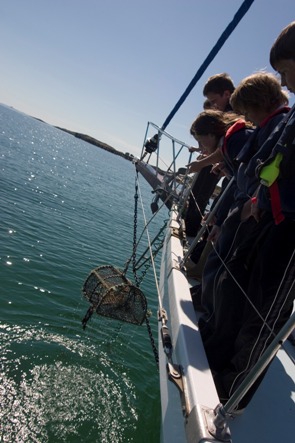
[161,0,255,131]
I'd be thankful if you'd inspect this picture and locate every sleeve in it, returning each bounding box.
[213,178,237,226]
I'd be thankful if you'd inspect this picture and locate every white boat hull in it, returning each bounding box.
[159,208,295,443]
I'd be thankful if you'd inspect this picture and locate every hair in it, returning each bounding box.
[270,21,295,69]
[203,73,235,96]
[190,109,245,139]
[203,98,213,110]
[230,72,289,114]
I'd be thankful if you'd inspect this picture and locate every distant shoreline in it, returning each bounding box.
[1,104,135,162]
[54,126,135,162]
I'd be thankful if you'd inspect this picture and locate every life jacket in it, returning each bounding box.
[259,106,290,128]
[260,153,284,224]
[221,119,247,174]
[259,107,295,224]
[236,106,290,168]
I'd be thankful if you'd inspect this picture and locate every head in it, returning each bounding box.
[203,98,213,110]
[230,72,289,125]
[190,109,242,153]
[270,21,295,93]
[203,73,235,111]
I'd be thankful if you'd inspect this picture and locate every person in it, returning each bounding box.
[185,110,253,280]
[197,71,289,315]
[199,22,295,409]
[203,98,213,110]
[203,72,235,112]
[187,110,253,196]
[184,75,235,237]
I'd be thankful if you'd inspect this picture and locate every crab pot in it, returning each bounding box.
[82,265,147,325]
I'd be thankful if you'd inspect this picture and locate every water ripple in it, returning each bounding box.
[0,323,138,442]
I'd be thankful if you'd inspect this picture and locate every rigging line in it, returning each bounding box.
[210,237,295,363]
[188,180,208,222]
[133,158,189,247]
[160,0,255,131]
[134,174,169,247]
[185,171,295,362]
[134,224,166,269]
[124,169,169,277]
[154,151,170,171]
[182,177,235,263]
[136,178,163,311]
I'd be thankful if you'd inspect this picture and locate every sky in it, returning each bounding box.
[1,0,294,162]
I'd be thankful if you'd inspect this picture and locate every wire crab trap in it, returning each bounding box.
[81,265,147,329]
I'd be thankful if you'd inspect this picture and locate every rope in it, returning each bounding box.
[136,177,162,366]
[123,170,167,366]
[123,169,168,278]
[137,178,163,312]
[160,0,255,131]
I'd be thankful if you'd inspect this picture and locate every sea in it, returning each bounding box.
[0,104,167,443]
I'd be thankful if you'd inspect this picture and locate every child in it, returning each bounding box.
[185,110,253,281]
[201,22,295,409]
[188,110,253,177]
[185,74,235,237]
[198,71,289,318]
[203,73,235,112]
[185,109,253,277]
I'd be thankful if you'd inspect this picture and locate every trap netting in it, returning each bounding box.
[82,265,147,329]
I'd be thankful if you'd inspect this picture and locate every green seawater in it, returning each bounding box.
[0,104,164,442]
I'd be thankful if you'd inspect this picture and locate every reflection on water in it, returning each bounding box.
[0,323,137,442]
[0,105,161,442]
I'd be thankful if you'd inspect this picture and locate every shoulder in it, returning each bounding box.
[227,126,254,146]
[261,110,290,137]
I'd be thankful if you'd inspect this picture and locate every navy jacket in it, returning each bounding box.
[257,105,295,220]
[234,107,290,203]
[214,121,254,225]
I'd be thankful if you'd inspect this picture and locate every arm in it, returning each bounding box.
[187,148,223,174]
[188,146,201,153]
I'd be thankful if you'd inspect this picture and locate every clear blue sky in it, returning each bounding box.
[1,1,294,159]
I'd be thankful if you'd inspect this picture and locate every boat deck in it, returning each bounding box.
[159,210,295,443]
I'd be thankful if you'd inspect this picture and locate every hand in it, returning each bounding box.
[188,146,200,153]
[207,225,221,245]
[250,197,262,222]
[202,212,217,226]
[186,161,203,174]
[210,163,223,176]
[218,161,231,178]
[240,199,252,221]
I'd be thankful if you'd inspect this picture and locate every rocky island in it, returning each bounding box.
[55,126,135,161]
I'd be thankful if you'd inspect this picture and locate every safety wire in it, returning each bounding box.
[127,128,193,366]
[123,169,173,367]
[123,172,170,280]
[129,123,191,272]
[140,125,294,367]
[136,176,164,310]
[212,238,295,365]
[189,181,295,365]
[186,180,206,223]
[135,174,166,368]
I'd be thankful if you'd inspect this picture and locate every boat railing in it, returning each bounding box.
[138,121,197,213]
